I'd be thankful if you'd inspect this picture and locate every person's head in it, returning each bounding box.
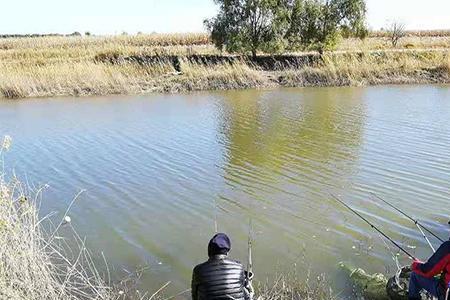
[208,233,231,257]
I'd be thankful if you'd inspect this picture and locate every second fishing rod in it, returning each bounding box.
[331,194,417,260]
[371,193,444,253]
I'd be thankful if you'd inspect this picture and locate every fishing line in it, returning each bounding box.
[371,193,444,245]
[331,194,416,260]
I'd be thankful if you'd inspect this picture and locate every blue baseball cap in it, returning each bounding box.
[208,233,231,256]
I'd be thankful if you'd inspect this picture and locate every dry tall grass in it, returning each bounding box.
[281,50,450,87]
[0,33,449,99]
[339,36,450,51]
[0,162,114,298]
[256,271,333,300]
[370,29,450,38]
[445,54,450,75]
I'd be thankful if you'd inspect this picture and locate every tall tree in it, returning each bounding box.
[206,0,367,55]
[286,0,367,52]
[205,0,290,58]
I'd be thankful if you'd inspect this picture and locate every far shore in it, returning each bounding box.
[0,33,449,100]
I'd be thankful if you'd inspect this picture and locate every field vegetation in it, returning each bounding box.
[0,31,449,99]
[1,0,450,100]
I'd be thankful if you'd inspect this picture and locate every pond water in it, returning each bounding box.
[1,85,450,297]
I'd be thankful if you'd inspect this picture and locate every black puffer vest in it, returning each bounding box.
[192,255,247,300]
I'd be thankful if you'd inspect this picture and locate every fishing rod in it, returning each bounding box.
[245,216,255,300]
[331,194,416,260]
[371,193,445,246]
[214,200,218,234]
[247,218,253,281]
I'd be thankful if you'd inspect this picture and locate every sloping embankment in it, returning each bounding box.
[1,50,449,99]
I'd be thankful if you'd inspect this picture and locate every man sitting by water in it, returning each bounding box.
[191,233,253,300]
[409,237,450,300]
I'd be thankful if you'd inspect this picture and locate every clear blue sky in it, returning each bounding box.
[1,0,449,34]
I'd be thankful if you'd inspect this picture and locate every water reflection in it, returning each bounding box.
[219,88,365,187]
[213,88,367,278]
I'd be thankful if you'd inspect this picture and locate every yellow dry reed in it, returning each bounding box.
[0,33,449,99]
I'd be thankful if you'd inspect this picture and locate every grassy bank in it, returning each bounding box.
[0,33,449,99]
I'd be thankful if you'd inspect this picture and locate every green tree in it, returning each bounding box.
[286,0,367,52]
[205,0,290,58]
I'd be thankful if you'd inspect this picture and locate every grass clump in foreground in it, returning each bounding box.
[256,271,333,300]
[0,175,114,299]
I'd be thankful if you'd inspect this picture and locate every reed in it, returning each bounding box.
[339,36,450,51]
[0,157,113,298]
[445,52,450,74]
[370,30,450,38]
[0,33,449,99]
[281,51,450,87]
[256,271,333,300]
